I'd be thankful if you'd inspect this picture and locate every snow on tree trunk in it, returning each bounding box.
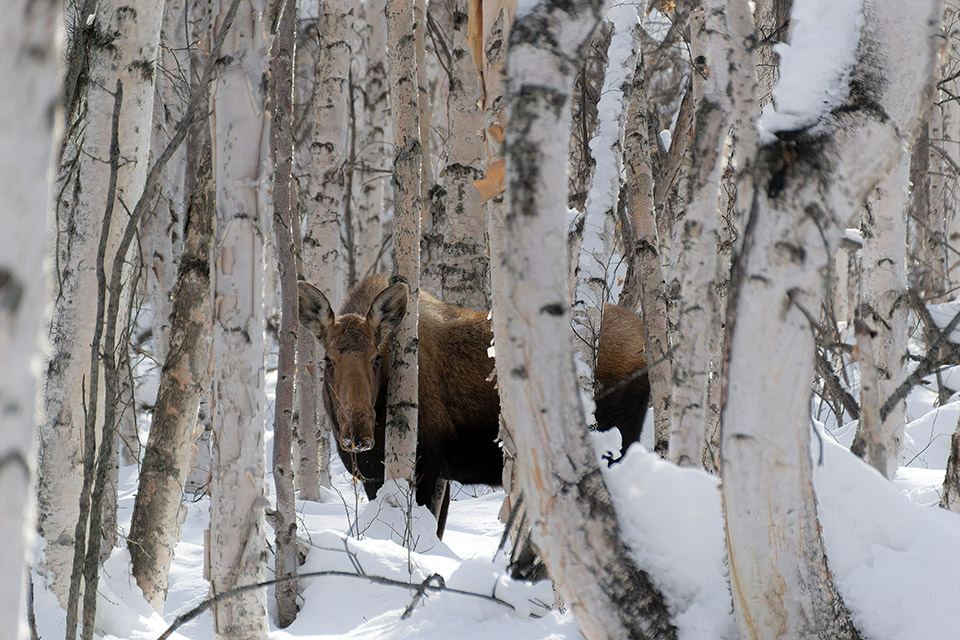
[268,0,299,626]
[298,0,351,500]
[493,1,677,637]
[0,0,60,636]
[622,44,673,460]
[850,157,910,479]
[721,0,939,637]
[421,0,490,309]
[129,145,213,612]
[208,0,270,635]
[667,0,732,466]
[572,5,641,403]
[354,0,389,280]
[383,0,422,485]
[38,0,163,609]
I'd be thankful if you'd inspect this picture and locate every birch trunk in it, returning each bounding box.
[422,0,489,309]
[39,0,163,609]
[208,0,270,636]
[622,46,672,456]
[572,6,641,401]
[0,0,61,636]
[269,0,299,626]
[144,0,189,372]
[128,142,213,613]
[299,0,351,500]
[942,419,960,511]
[355,0,389,280]
[850,157,910,479]
[721,0,939,636]
[493,1,676,637]
[668,0,730,466]
[383,0,422,485]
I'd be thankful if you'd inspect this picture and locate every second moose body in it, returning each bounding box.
[297,274,649,534]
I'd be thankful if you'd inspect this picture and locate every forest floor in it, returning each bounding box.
[30,331,960,640]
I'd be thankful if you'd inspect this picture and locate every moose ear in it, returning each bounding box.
[367,282,408,341]
[298,281,335,342]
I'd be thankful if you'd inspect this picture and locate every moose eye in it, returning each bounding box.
[373,355,382,368]
[323,357,333,369]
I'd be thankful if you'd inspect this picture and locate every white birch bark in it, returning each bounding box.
[668,0,730,466]
[0,0,61,636]
[355,0,389,280]
[383,0,422,485]
[928,0,960,300]
[722,0,939,636]
[38,0,163,607]
[572,5,641,400]
[144,0,189,368]
[851,156,909,478]
[943,419,960,511]
[430,0,490,309]
[493,1,676,637]
[208,0,270,636]
[300,0,351,500]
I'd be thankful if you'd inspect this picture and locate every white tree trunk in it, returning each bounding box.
[722,0,939,637]
[299,0,351,500]
[0,0,61,636]
[420,0,489,309]
[354,0,389,280]
[667,0,732,466]
[572,5,641,401]
[208,0,270,636]
[493,1,676,637]
[852,156,910,478]
[383,0,422,485]
[38,0,162,608]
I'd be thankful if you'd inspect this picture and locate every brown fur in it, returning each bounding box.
[298,275,650,536]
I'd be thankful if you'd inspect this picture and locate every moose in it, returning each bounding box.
[297,274,649,536]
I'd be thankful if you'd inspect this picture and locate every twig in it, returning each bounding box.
[402,573,446,619]
[156,568,519,639]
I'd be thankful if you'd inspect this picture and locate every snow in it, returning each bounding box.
[759,0,864,139]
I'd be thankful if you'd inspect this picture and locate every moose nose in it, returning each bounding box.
[340,436,374,452]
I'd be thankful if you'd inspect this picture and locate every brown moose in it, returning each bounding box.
[297,274,649,536]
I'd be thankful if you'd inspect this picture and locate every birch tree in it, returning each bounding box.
[571,4,641,401]
[850,157,910,479]
[268,0,299,626]
[128,142,214,612]
[297,0,351,500]
[491,1,676,637]
[721,0,939,637]
[208,0,271,635]
[354,0,389,280]
[383,0,422,485]
[0,0,61,636]
[422,0,490,309]
[39,0,163,609]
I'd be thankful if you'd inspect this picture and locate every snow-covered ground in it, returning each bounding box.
[30,350,960,640]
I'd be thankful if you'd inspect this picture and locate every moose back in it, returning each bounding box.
[297,274,649,534]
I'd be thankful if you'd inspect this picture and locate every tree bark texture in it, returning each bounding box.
[422,0,490,309]
[354,0,389,281]
[268,0,300,626]
[668,0,733,467]
[39,0,163,611]
[493,2,677,638]
[0,0,61,636]
[298,0,352,500]
[384,0,422,485]
[851,157,910,479]
[572,5,641,403]
[721,0,940,637]
[208,0,271,636]
[128,142,214,613]
[622,43,672,460]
